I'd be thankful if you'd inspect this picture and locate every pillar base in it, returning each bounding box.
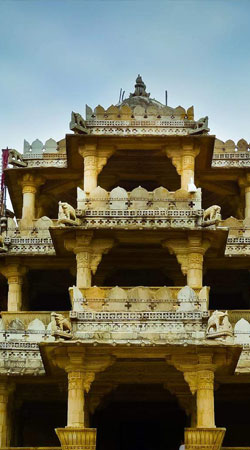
[55,427,96,450]
[185,428,226,450]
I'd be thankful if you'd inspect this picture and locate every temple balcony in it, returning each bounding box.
[75,185,206,230]
[0,305,250,376]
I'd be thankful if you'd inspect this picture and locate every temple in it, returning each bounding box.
[0,75,250,450]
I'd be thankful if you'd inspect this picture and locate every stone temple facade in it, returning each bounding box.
[0,75,250,450]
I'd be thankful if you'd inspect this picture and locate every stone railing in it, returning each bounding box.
[7,138,67,168]
[69,285,210,312]
[212,138,250,168]
[220,218,250,256]
[2,217,57,254]
[77,186,202,211]
[0,311,70,341]
[74,186,203,229]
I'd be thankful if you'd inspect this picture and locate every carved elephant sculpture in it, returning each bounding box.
[58,201,76,221]
[207,310,228,334]
[204,205,221,221]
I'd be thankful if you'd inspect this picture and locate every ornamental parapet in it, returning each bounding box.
[0,217,56,255]
[6,138,67,170]
[212,138,250,168]
[220,218,250,256]
[69,285,210,311]
[55,187,223,230]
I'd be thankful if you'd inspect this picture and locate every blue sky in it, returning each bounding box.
[1,0,250,152]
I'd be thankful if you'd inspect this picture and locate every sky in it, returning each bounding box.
[0,0,250,153]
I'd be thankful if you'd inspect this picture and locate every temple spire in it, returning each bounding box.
[130,74,150,98]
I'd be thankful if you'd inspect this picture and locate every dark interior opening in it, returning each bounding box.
[93,246,183,286]
[15,400,66,446]
[204,269,250,310]
[92,385,187,450]
[101,269,173,287]
[0,275,8,310]
[98,150,180,192]
[201,186,242,220]
[215,384,250,446]
[28,270,73,311]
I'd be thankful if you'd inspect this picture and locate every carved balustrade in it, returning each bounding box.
[75,186,203,229]
[212,139,250,168]
[69,285,210,312]
[0,217,57,254]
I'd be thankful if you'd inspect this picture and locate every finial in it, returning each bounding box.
[130,75,150,98]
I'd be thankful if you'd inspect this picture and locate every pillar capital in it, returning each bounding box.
[19,173,45,193]
[165,143,200,190]
[78,144,97,159]
[64,235,114,288]
[162,235,210,287]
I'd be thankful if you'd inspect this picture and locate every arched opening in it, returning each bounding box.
[92,384,187,450]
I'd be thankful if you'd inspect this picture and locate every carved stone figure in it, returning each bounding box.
[70,111,88,134]
[8,149,27,167]
[58,201,77,225]
[206,310,233,339]
[51,312,72,339]
[203,205,221,222]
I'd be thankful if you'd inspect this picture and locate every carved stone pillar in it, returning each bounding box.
[54,348,114,450]
[65,233,114,289]
[238,174,250,219]
[19,174,45,222]
[80,145,98,193]
[196,369,215,428]
[79,145,115,194]
[187,251,204,288]
[166,143,200,191]
[163,234,210,288]
[0,380,14,448]
[1,262,27,311]
[245,185,250,219]
[181,146,199,191]
[76,248,92,289]
[67,370,85,427]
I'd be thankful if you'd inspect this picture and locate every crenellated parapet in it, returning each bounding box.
[6,138,68,169]
[212,138,250,168]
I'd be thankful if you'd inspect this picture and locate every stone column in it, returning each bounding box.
[79,145,98,193]
[19,174,45,222]
[187,234,210,289]
[75,248,92,289]
[187,251,204,289]
[67,369,85,427]
[181,146,198,191]
[1,263,27,311]
[245,185,250,219]
[166,143,200,191]
[238,174,250,220]
[196,369,215,428]
[0,380,14,448]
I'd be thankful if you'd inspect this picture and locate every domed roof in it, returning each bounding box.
[119,74,168,111]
